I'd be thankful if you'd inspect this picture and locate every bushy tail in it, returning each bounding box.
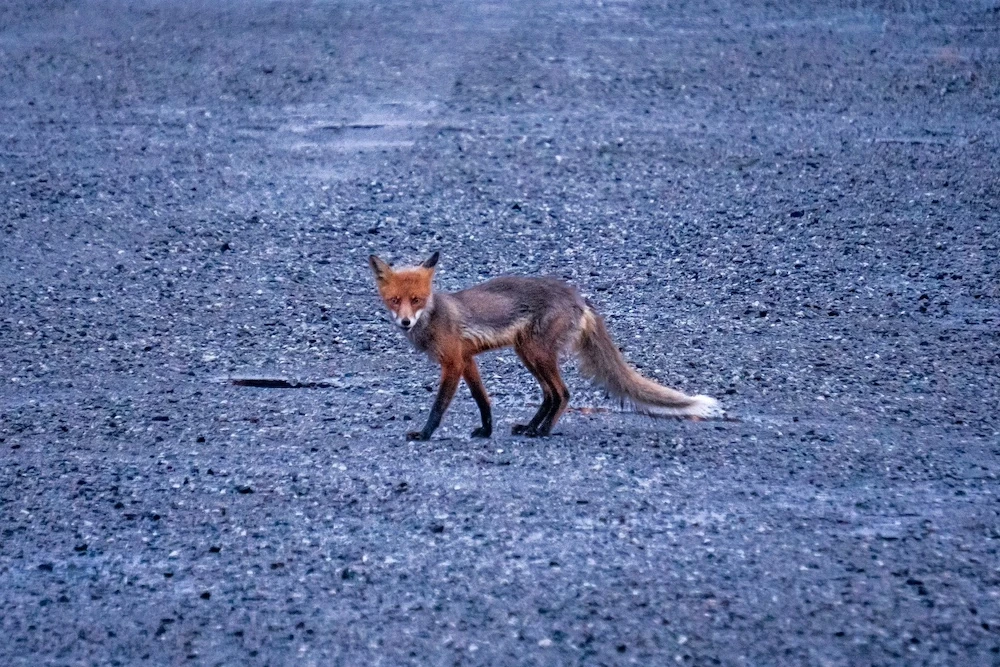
[576,307,723,419]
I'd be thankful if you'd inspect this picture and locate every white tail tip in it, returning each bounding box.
[645,394,724,420]
[689,394,724,419]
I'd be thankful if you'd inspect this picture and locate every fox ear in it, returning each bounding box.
[421,251,440,270]
[369,255,392,283]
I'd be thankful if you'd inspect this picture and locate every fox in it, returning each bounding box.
[369,251,722,440]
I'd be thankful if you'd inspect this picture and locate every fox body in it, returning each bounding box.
[369,252,721,440]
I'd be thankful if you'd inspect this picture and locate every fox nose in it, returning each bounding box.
[400,318,411,329]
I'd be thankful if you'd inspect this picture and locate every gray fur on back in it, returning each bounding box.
[451,276,586,332]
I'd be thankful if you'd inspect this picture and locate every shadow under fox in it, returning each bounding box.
[369,252,721,440]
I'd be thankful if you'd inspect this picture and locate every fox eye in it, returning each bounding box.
[390,297,401,306]
[410,297,422,306]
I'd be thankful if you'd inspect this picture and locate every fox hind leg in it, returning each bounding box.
[512,346,554,435]
[513,312,578,437]
[513,343,568,437]
[532,355,570,436]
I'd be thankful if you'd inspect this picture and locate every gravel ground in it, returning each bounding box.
[2,0,999,664]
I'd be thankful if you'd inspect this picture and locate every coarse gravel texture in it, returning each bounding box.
[2,0,999,665]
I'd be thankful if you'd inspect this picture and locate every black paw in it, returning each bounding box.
[406,431,430,441]
[470,426,492,438]
[511,424,539,437]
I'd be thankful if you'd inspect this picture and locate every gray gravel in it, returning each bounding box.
[2,0,999,664]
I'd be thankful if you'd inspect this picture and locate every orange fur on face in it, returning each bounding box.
[375,267,434,323]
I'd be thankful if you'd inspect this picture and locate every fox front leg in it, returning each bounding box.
[462,357,492,438]
[407,360,462,441]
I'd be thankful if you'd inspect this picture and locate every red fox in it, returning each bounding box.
[369,252,722,440]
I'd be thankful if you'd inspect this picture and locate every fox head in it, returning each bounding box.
[369,251,439,332]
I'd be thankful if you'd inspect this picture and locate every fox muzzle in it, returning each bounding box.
[395,308,424,331]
